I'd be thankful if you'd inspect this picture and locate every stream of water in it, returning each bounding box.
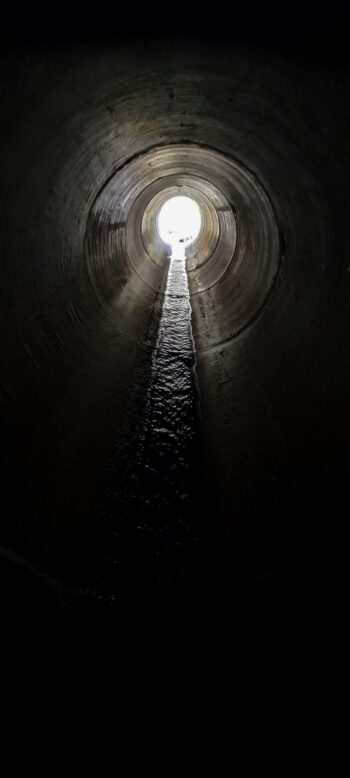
[92,247,202,597]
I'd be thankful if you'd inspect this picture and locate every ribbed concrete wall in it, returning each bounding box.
[1,41,350,590]
[2,27,350,773]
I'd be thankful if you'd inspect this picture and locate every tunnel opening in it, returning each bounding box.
[157,195,202,259]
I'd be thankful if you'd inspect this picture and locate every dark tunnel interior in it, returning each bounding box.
[1,3,350,772]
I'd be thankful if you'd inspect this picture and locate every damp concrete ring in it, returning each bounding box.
[85,142,281,345]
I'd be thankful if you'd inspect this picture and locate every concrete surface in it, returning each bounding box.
[1,30,350,772]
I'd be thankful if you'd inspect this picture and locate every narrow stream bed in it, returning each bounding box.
[90,250,203,600]
[126,253,202,593]
[141,255,200,515]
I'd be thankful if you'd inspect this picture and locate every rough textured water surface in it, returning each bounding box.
[84,254,203,600]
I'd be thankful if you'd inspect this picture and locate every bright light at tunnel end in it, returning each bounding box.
[157,195,202,259]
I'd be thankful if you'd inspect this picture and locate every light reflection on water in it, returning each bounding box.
[93,243,201,594]
[139,251,199,512]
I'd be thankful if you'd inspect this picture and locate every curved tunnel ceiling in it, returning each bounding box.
[1,39,350,594]
[2,3,350,767]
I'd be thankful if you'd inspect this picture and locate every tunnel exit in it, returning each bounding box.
[157,195,201,259]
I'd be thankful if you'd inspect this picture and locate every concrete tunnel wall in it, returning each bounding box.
[1,40,350,591]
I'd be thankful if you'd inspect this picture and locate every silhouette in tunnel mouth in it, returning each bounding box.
[157,195,202,259]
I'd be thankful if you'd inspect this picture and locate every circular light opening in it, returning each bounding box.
[157,195,202,259]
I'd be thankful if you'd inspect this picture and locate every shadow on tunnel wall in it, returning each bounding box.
[1,4,350,772]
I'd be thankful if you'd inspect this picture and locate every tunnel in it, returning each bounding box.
[1,6,350,772]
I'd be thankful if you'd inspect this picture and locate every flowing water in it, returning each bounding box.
[126,251,201,592]
[91,249,202,599]
[141,254,200,510]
